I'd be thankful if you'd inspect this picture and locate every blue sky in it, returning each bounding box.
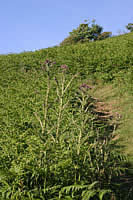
[0,0,133,54]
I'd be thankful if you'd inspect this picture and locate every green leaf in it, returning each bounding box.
[82,190,97,200]
[99,189,112,200]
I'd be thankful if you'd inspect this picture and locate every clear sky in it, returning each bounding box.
[0,0,133,54]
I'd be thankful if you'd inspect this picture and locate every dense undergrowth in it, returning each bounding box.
[0,33,133,199]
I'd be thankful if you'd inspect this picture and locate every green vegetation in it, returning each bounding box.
[0,32,133,199]
[126,23,133,32]
[60,19,111,46]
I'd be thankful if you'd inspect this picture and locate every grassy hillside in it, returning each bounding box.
[1,32,133,79]
[0,33,133,199]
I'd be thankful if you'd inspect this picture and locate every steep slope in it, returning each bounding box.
[0,33,133,199]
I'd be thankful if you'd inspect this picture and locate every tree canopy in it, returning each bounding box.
[126,23,133,32]
[60,19,111,46]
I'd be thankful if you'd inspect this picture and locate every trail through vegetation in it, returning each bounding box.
[0,32,133,199]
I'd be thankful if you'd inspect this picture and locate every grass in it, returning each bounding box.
[117,95,133,158]
[92,82,133,161]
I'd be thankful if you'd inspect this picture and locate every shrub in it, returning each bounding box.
[126,23,133,32]
[60,19,103,46]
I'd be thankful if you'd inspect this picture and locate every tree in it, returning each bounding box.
[60,19,104,45]
[126,23,133,32]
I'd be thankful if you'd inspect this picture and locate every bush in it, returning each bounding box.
[126,23,133,32]
[60,19,103,46]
